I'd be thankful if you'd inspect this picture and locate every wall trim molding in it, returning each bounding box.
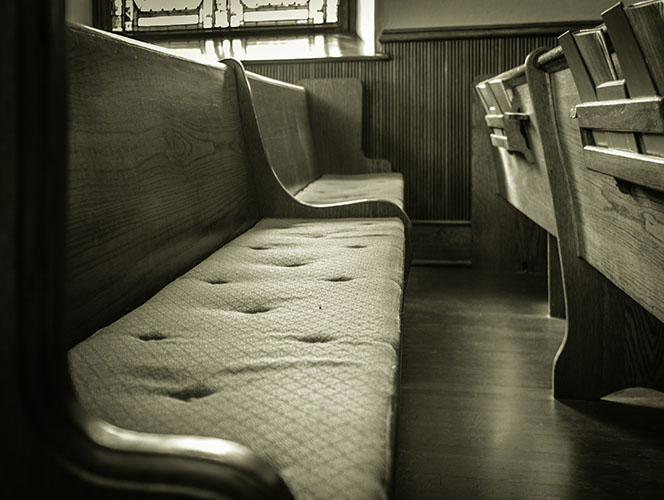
[411,220,471,266]
[379,21,599,43]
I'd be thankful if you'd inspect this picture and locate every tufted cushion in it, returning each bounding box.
[69,217,405,500]
[295,173,404,210]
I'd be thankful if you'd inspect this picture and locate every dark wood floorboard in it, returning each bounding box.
[394,267,664,500]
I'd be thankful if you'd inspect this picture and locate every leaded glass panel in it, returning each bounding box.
[111,0,340,33]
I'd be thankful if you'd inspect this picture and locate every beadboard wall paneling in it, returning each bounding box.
[245,35,558,220]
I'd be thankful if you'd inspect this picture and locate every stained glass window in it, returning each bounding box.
[110,0,341,33]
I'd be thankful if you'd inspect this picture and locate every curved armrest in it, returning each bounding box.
[223,58,412,274]
[57,398,293,499]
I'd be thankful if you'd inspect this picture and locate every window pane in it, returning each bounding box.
[111,0,340,33]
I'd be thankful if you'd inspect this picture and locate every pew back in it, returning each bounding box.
[248,73,393,199]
[66,25,260,346]
[525,36,664,398]
[552,23,664,324]
[248,74,320,195]
[476,65,558,236]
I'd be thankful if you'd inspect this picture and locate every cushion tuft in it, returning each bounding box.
[69,217,405,500]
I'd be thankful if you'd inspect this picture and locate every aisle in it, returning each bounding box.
[394,267,664,500]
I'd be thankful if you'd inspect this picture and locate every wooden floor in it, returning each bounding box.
[394,266,664,500]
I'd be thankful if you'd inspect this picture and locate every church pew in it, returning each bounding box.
[23,23,411,499]
[474,56,565,318]
[242,67,406,212]
[524,3,664,400]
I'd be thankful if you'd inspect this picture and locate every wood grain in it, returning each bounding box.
[396,266,664,500]
[551,68,664,323]
[247,73,320,195]
[477,67,558,236]
[602,2,664,156]
[527,48,664,399]
[246,34,560,221]
[470,88,547,274]
[8,16,291,500]
[224,58,413,273]
[66,25,260,347]
[300,78,393,175]
[576,96,664,134]
[584,145,664,193]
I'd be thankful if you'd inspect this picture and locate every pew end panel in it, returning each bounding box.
[526,38,664,400]
[299,78,394,175]
[224,58,413,272]
[244,66,405,212]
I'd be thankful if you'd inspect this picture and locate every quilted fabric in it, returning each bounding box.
[295,173,404,210]
[69,217,405,500]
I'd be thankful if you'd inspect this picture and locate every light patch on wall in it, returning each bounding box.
[356,0,375,53]
[65,0,93,26]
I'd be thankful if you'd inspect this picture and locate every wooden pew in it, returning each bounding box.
[224,58,413,268]
[9,23,411,498]
[475,60,565,318]
[241,67,406,212]
[524,4,664,400]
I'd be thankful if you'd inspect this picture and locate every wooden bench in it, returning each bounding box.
[26,23,412,499]
[479,2,664,400]
[475,62,565,318]
[241,68,405,212]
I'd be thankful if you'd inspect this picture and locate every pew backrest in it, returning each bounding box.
[66,25,260,346]
[475,61,558,236]
[248,74,320,195]
[550,10,664,323]
[248,73,391,197]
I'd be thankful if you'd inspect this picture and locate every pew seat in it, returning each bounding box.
[295,173,404,209]
[69,217,403,500]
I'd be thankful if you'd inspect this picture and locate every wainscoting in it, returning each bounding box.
[246,32,561,222]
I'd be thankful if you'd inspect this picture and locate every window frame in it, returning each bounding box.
[94,0,355,40]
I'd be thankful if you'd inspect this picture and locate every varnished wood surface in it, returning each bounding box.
[550,68,664,324]
[246,35,560,221]
[576,96,664,134]
[299,78,392,174]
[67,25,260,347]
[477,64,558,236]
[225,58,414,272]
[247,74,392,198]
[395,267,664,499]
[247,74,320,195]
[527,53,664,399]
[584,145,664,194]
[470,90,547,274]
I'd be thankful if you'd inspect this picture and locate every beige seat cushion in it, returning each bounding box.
[69,217,405,500]
[295,173,404,210]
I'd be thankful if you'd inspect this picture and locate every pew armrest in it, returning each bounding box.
[224,58,412,273]
[63,398,293,499]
